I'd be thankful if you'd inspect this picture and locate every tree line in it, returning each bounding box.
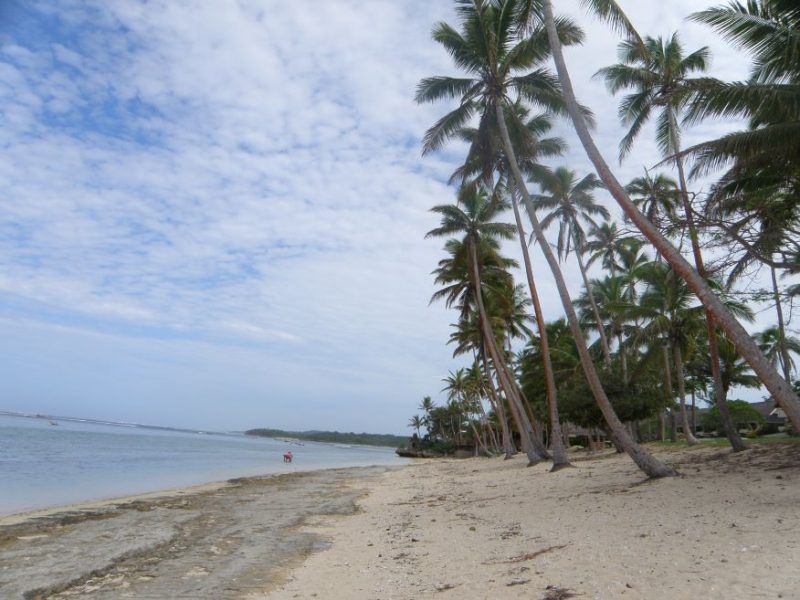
[408,0,800,477]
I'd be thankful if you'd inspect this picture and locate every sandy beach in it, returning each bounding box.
[2,443,799,599]
[263,443,800,600]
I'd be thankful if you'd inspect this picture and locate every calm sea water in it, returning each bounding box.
[0,414,406,515]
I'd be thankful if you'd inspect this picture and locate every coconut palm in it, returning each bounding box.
[684,0,800,178]
[585,221,625,277]
[418,2,580,470]
[427,186,548,464]
[625,172,680,234]
[756,326,800,382]
[419,0,673,478]
[535,166,612,365]
[408,415,425,438]
[596,33,752,450]
[440,268,516,459]
[529,0,800,435]
[635,263,755,445]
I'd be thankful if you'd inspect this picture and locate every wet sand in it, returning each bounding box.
[0,466,393,599]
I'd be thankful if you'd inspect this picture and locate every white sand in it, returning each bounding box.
[262,443,800,599]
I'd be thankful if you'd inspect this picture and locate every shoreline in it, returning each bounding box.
[4,443,799,598]
[0,464,400,599]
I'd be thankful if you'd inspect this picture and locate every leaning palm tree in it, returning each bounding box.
[419,0,674,478]
[427,186,549,464]
[535,166,612,365]
[596,32,751,451]
[453,110,572,469]
[528,0,800,433]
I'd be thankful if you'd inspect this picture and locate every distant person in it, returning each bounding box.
[283,451,293,463]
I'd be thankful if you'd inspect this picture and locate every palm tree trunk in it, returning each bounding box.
[662,343,677,443]
[468,240,546,465]
[771,262,793,383]
[481,348,515,458]
[494,102,676,478]
[673,127,746,451]
[618,332,628,385]
[509,186,571,469]
[539,0,800,432]
[574,234,612,366]
[672,344,698,445]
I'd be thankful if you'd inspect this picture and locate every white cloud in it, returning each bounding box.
[0,1,789,431]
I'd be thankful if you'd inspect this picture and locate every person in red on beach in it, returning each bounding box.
[283,451,293,463]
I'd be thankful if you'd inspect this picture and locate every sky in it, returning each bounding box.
[0,0,790,434]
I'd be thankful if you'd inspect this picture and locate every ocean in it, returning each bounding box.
[0,414,407,515]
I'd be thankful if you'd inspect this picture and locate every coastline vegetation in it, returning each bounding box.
[244,428,408,448]
[410,0,800,475]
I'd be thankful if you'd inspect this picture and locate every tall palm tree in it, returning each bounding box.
[419,0,674,478]
[596,33,752,451]
[417,2,584,470]
[756,326,800,382]
[625,172,679,235]
[576,275,634,383]
[535,166,612,364]
[585,221,625,277]
[532,0,800,434]
[427,186,549,464]
[444,280,517,457]
[635,263,755,444]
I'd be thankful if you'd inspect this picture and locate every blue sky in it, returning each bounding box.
[0,1,784,433]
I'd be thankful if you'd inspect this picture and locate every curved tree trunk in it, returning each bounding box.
[673,344,698,445]
[573,234,612,367]
[539,0,800,432]
[509,187,571,470]
[673,128,746,451]
[495,102,676,478]
[481,347,515,458]
[618,332,628,384]
[468,240,547,465]
[771,262,793,383]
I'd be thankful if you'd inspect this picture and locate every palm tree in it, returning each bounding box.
[756,327,800,382]
[625,172,679,235]
[419,0,674,478]
[585,221,625,277]
[535,166,612,364]
[440,257,518,458]
[427,186,548,464]
[417,2,583,470]
[531,0,800,434]
[597,32,752,451]
[684,0,800,178]
[576,275,634,383]
[635,263,755,444]
[408,415,425,438]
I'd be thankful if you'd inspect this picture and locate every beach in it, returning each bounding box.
[2,444,799,599]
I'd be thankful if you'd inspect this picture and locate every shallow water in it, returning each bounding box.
[0,414,406,514]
